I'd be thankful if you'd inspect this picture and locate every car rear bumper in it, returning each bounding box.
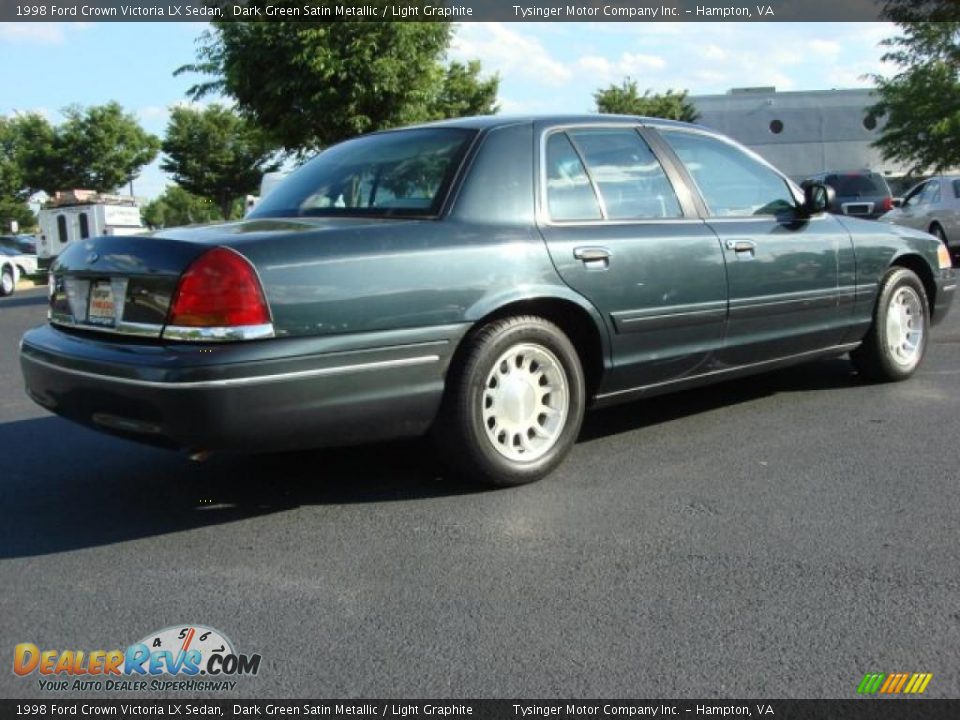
[19,323,469,453]
[933,268,957,325]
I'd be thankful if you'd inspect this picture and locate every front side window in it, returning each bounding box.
[903,182,927,208]
[567,128,682,220]
[661,130,797,217]
[545,132,602,221]
[249,128,475,219]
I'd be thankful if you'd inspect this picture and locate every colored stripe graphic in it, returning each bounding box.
[857,672,932,694]
[857,673,885,694]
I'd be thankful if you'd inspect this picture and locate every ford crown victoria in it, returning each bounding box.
[19,116,957,485]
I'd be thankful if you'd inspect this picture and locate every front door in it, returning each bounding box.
[655,128,851,366]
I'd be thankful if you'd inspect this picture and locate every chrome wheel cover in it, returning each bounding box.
[886,285,924,369]
[481,343,569,463]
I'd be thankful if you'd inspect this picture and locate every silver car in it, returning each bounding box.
[881,176,960,259]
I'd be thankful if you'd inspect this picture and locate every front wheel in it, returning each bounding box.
[0,266,15,297]
[851,267,929,382]
[436,316,586,486]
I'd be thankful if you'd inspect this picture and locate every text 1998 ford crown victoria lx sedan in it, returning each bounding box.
[20,116,957,485]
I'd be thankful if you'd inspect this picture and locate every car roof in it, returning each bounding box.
[380,114,714,134]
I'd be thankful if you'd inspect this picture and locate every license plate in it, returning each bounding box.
[87,282,116,325]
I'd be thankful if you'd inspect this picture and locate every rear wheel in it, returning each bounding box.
[436,316,585,486]
[850,267,929,381]
[0,266,15,297]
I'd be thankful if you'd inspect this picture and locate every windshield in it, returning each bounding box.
[824,173,890,196]
[249,128,476,219]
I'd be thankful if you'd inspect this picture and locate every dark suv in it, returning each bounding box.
[805,170,893,220]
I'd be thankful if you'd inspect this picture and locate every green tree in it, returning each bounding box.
[177,15,499,152]
[21,103,160,194]
[869,22,960,174]
[142,185,226,229]
[430,61,500,120]
[0,117,36,230]
[594,79,699,122]
[161,104,280,219]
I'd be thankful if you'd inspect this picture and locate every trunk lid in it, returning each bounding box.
[48,218,416,337]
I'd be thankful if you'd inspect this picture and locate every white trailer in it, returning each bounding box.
[37,190,145,269]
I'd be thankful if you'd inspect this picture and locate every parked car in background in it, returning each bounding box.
[0,248,21,297]
[805,170,894,220]
[880,176,960,262]
[19,116,957,486]
[0,234,37,255]
[0,246,37,279]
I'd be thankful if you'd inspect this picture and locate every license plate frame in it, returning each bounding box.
[87,281,117,326]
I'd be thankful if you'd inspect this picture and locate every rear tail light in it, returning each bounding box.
[164,247,273,341]
[881,196,893,212]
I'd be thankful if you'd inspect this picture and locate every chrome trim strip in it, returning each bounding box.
[162,323,276,342]
[595,342,861,401]
[612,302,727,332]
[21,353,440,389]
[50,316,164,339]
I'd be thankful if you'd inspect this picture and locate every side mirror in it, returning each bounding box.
[802,182,835,216]
[892,197,903,208]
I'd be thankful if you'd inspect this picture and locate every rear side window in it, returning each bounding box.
[661,130,796,217]
[78,213,90,239]
[545,133,602,221]
[826,173,890,196]
[56,215,68,244]
[567,128,682,220]
[249,128,474,219]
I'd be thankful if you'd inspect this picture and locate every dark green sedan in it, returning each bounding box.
[19,116,957,486]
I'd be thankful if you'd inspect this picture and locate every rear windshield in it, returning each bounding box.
[249,128,476,219]
[823,173,890,196]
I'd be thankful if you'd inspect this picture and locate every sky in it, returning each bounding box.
[0,21,897,201]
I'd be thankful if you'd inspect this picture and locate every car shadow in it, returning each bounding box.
[0,291,48,309]
[0,357,863,559]
[580,356,862,441]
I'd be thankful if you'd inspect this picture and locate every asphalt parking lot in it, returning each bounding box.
[1,285,958,699]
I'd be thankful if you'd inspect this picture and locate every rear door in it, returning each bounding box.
[655,127,850,365]
[536,123,728,391]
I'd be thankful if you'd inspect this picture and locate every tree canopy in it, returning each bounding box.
[869,22,960,175]
[142,185,233,229]
[24,103,160,194]
[177,16,499,152]
[161,104,280,218]
[594,80,699,122]
[0,117,36,230]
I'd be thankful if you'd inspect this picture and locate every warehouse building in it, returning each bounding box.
[691,87,914,192]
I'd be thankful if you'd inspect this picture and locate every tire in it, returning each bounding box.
[0,265,15,297]
[435,315,586,487]
[850,267,929,382]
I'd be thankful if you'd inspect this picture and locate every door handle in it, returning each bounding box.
[573,246,611,262]
[725,239,756,253]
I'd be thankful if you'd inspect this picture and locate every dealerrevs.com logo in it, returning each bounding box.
[13,625,262,692]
